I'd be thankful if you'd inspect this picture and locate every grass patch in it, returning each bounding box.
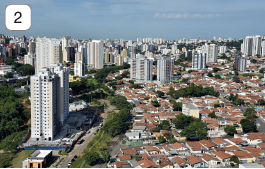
[10,149,35,168]
[81,161,91,168]
[70,156,84,168]
[239,73,264,79]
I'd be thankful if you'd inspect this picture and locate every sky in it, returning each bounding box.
[0,0,265,41]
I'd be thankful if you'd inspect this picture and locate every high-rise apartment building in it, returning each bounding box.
[35,37,62,74]
[262,41,265,56]
[241,35,262,56]
[219,46,227,54]
[87,40,104,69]
[201,43,217,63]
[74,61,85,77]
[75,52,83,63]
[157,56,174,83]
[235,55,247,72]
[192,53,206,70]
[104,52,113,64]
[31,63,69,141]
[25,53,36,67]
[29,40,36,54]
[130,54,153,81]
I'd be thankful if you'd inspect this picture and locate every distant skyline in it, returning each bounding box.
[1,0,265,41]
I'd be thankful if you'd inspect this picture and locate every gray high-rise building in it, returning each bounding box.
[241,35,261,56]
[157,56,174,83]
[130,54,153,81]
[192,53,206,70]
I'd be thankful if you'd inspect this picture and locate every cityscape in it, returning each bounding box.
[1,0,265,169]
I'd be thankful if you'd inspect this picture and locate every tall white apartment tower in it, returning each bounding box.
[157,56,174,83]
[241,35,262,56]
[35,37,62,74]
[31,63,69,141]
[262,41,265,56]
[192,53,206,70]
[130,54,153,81]
[219,46,227,54]
[87,40,104,69]
[252,35,262,56]
[207,44,218,63]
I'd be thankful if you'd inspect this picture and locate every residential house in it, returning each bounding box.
[186,155,208,168]
[212,151,232,166]
[170,157,191,168]
[199,140,217,151]
[212,138,229,148]
[201,153,221,168]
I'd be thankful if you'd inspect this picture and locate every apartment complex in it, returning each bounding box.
[201,43,218,64]
[235,55,247,72]
[31,63,69,141]
[87,40,104,69]
[157,56,174,83]
[74,61,85,77]
[130,54,153,81]
[24,53,36,67]
[241,35,262,56]
[35,37,62,74]
[192,53,206,70]
[104,51,113,64]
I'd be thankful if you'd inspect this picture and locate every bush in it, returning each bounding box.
[25,99,31,105]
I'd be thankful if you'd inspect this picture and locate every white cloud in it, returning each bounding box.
[154,13,219,19]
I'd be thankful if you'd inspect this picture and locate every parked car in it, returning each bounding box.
[77,139,84,144]
[71,158,75,162]
[74,155,77,159]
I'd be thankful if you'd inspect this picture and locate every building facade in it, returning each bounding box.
[35,37,62,74]
[235,55,247,72]
[130,54,153,81]
[87,40,104,69]
[192,53,206,70]
[157,56,174,83]
[31,63,69,141]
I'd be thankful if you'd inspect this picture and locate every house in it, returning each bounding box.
[125,132,140,141]
[23,150,53,168]
[118,155,132,162]
[212,151,232,166]
[145,146,161,155]
[158,159,174,168]
[186,155,208,168]
[232,151,255,164]
[185,142,205,154]
[212,138,229,148]
[121,149,138,155]
[170,157,191,168]
[182,102,200,118]
[113,161,131,168]
[170,142,190,155]
[138,160,158,168]
[201,153,221,168]
[199,140,217,151]
[225,138,245,146]
[245,133,265,145]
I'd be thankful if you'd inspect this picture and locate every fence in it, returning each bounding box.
[24,145,67,150]
[124,140,143,146]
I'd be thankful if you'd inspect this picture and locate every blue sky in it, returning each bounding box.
[1,0,265,41]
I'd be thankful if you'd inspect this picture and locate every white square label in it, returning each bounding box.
[5,4,31,31]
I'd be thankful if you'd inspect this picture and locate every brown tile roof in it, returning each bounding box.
[145,146,161,152]
[122,149,137,155]
[141,153,151,160]
[199,140,217,148]
[171,142,187,149]
[119,155,131,161]
[201,154,219,162]
[138,160,157,168]
[187,155,202,165]
[172,157,190,167]
[227,138,244,145]
[233,151,253,158]
[114,161,129,168]
[212,151,232,159]
[212,138,227,145]
[158,159,174,168]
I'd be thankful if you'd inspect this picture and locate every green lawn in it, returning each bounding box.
[10,150,35,168]
[70,156,84,168]
[81,161,91,168]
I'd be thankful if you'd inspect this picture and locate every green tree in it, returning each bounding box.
[84,151,100,166]
[208,112,217,118]
[214,74,221,79]
[208,72,213,77]
[230,155,239,164]
[259,69,264,73]
[173,102,182,111]
[4,72,13,79]
[101,150,110,163]
[167,87,175,96]
[251,59,257,63]
[234,99,244,106]
[164,132,174,141]
[224,126,236,136]
[153,127,161,132]
[258,99,265,105]
[243,108,256,121]
[151,101,160,107]
[156,90,165,97]
[242,121,257,133]
[213,67,220,73]
[128,80,134,84]
[169,139,178,144]
[180,121,207,140]
[214,104,221,108]
[131,84,143,89]
[158,135,166,143]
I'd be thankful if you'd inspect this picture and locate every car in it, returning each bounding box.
[86,130,90,134]
[71,158,75,162]
[74,155,77,159]
[93,133,96,135]
[67,162,72,167]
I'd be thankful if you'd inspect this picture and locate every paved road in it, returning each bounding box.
[256,117,265,134]
[58,120,102,168]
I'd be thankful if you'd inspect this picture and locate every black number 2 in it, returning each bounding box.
[14,12,22,23]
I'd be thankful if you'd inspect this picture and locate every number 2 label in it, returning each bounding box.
[5,4,31,31]
[14,12,22,23]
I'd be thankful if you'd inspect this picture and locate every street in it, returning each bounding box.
[58,120,102,168]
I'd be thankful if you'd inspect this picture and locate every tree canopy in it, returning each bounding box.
[224,125,236,136]
[180,121,207,140]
